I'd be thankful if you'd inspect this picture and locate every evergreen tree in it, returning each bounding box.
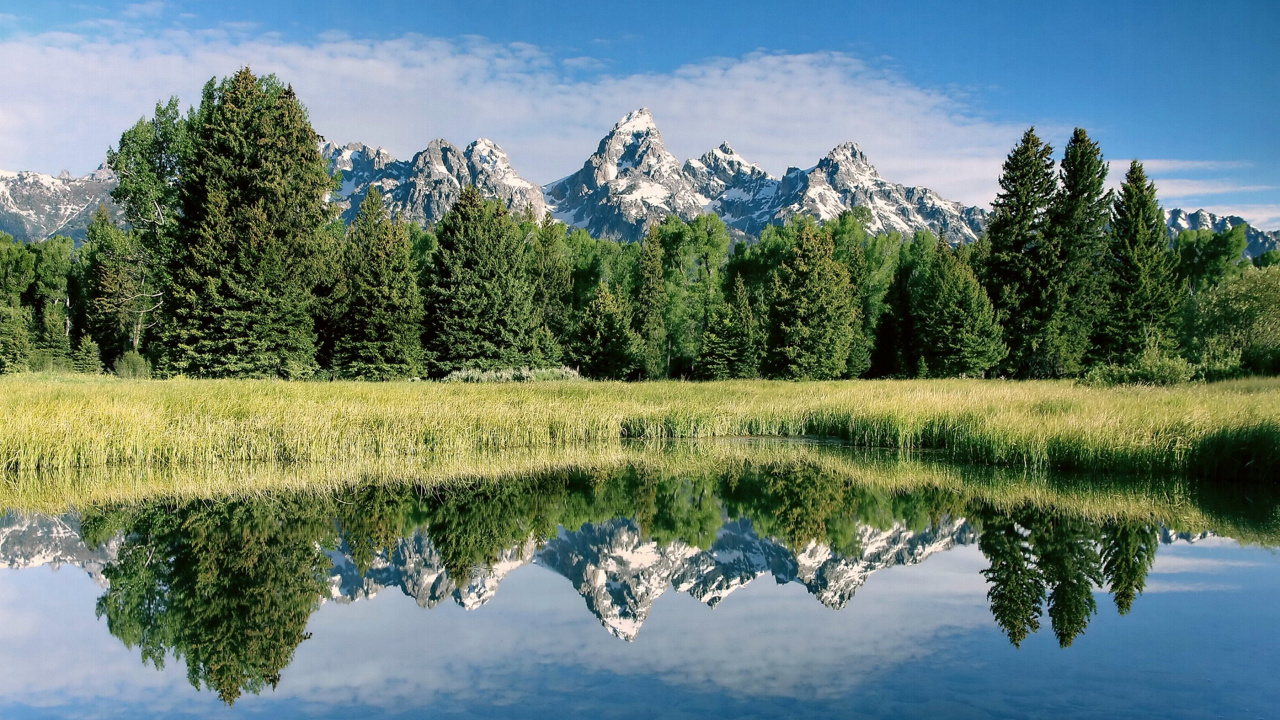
[729,274,762,378]
[764,224,860,380]
[1030,515,1103,648]
[73,335,103,374]
[982,128,1058,377]
[160,68,334,378]
[636,228,668,379]
[1095,161,1180,364]
[423,185,539,375]
[524,215,573,344]
[570,283,639,380]
[917,246,1007,377]
[695,298,737,380]
[1100,521,1158,615]
[1043,128,1111,376]
[331,189,424,380]
[872,230,939,377]
[0,304,31,373]
[979,512,1046,648]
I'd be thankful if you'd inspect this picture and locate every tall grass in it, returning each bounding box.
[2,374,1278,478]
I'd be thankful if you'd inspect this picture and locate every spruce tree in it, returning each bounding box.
[764,224,859,380]
[636,228,668,379]
[161,68,334,378]
[331,189,424,380]
[1030,516,1103,648]
[72,335,103,374]
[979,512,1046,648]
[0,304,31,373]
[1095,161,1180,364]
[982,128,1058,377]
[729,275,762,378]
[695,298,737,380]
[1100,520,1158,615]
[571,283,639,380]
[423,185,539,375]
[1043,128,1111,376]
[917,246,1007,377]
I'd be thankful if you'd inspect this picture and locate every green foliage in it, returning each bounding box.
[87,496,336,704]
[570,283,640,380]
[81,206,157,364]
[113,350,152,380]
[982,127,1059,377]
[1189,267,1280,376]
[331,189,424,380]
[1100,520,1158,615]
[635,229,668,379]
[423,186,540,376]
[1082,335,1196,386]
[1040,128,1112,377]
[157,68,334,378]
[0,232,36,306]
[73,335,103,374]
[695,276,762,380]
[916,245,1007,377]
[1176,224,1249,294]
[1253,249,1280,268]
[872,230,939,377]
[764,223,861,380]
[979,511,1045,647]
[0,304,31,373]
[1095,161,1180,365]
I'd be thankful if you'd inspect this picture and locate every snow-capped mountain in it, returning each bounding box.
[322,137,545,225]
[0,511,117,586]
[1167,208,1279,258]
[544,108,708,240]
[3,113,1277,257]
[321,514,976,642]
[0,166,118,242]
[544,109,989,243]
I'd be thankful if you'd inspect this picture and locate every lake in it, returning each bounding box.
[0,444,1276,719]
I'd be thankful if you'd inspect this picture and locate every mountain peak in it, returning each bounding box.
[612,107,658,136]
[825,142,874,172]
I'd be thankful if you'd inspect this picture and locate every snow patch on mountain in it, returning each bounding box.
[1166,208,1279,258]
[0,166,119,242]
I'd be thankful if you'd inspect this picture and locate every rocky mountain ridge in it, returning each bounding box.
[2,111,1275,259]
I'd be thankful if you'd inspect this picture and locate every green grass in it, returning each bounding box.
[2,374,1279,478]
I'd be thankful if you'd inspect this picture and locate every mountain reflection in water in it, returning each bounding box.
[1,452,1277,711]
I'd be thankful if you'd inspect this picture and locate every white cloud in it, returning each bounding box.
[121,2,167,20]
[0,25,1029,207]
[1143,159,1250,174]
[1152,179,1275,199]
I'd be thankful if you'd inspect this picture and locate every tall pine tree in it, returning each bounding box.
[764,224,860,380]
[917,246,1007,377]
[423,185,538,375]
[331,189,424,379]
[1095,161,1180,364]
[160,68,334,378]
[982,128,1058,377]
[635,228,668,379]
[1043,128,1111,376]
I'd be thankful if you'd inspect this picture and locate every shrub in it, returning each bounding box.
[442,366,581,383]
[26,350,74,374]
[114,351,152,380]
[1082,338,1196,387]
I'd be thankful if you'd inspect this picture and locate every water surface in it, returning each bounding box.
[0,448,1276,719]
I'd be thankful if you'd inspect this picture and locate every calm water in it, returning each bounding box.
[0,452,1277,719]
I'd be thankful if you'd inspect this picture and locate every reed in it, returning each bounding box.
[2,374,1278,478]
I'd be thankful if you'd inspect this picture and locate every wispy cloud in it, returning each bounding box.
[1143,159,1250,174]
[0,23,1031,206]
[121,2,167,20]
[1153,179,1275,198]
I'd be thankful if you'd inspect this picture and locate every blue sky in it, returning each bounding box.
[1,0,1276,226]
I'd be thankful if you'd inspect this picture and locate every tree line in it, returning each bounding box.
[0,67,1276,381]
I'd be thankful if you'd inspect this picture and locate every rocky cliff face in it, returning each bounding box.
[322,137,545,226]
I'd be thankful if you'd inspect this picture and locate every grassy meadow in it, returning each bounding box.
[2,373,1279,479]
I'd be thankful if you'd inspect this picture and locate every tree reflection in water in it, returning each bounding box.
[76,458,1278,705]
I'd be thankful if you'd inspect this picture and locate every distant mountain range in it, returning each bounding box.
[2,110,1276,258]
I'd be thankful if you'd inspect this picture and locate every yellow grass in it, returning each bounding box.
[2,374,1278,477]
